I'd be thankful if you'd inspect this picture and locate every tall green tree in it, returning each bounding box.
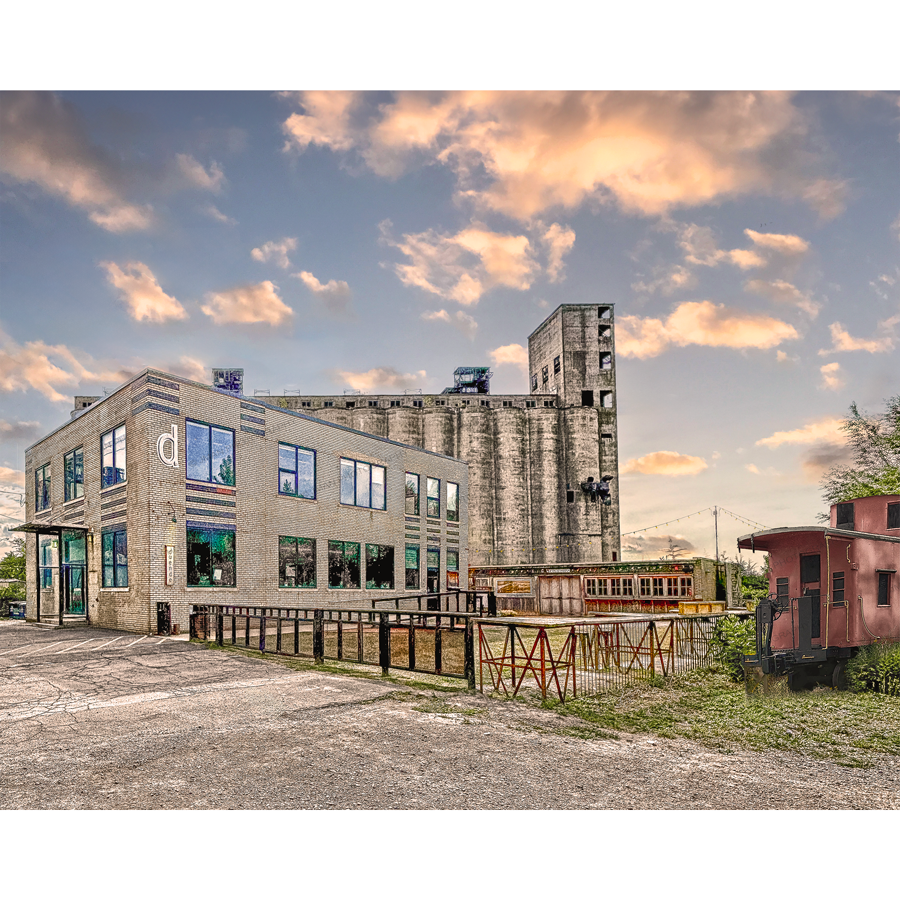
[820,395,900,505]
[0,538,26,582]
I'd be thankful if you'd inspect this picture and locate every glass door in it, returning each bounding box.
[62,530,86,616]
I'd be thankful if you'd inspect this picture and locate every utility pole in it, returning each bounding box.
[713,506,719,562]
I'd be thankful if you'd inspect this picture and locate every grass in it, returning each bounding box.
[534,667,900,768]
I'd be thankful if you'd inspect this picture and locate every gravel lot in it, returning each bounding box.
[2,620,898,809]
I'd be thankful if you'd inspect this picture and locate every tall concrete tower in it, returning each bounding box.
[527,304,620,562]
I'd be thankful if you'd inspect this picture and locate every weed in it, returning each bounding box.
[846,641,900,696]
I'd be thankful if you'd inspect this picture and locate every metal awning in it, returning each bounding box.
[737,525,900,552]
[11,522,89,535]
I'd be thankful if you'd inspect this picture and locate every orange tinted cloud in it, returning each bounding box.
[422,309,478,339]
[819,322,896,354]
[251,238,297,269]
[744,229,810,255]
[200,281,293,326]
[745,278,819,316]
[0,466,25,487]
[490,343,529,372]
[331,367,426,392]
[819,362,844,390]
[282,91,842,220]
[621,451,708,475]
[617,301,799,359]
[294,270,352,317]
[101,261,187,323]
[755,417,845,448]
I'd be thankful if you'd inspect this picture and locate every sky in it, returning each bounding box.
[1,89,898,563]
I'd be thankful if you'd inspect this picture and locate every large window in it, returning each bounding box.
[835,502,854,530]
[447,482,459,522]
[877,572,892,607]
[186,420,235,486]
[278,443,316,499]
[328,540,360,589]
[102,528,128,588]
[426,477,440,519]
[39,536,54,589]
[35,462,51,512]
[426,548,440,593]
[405,545,420,589]
[366,544,394,589]
[101,425,127,488]
[64,448,83,501]
[405,473,420,515]
[187,526,235,587]
[279,536,316,588]
[340,458,386,510]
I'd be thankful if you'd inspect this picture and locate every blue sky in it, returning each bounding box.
[2,89,898,561]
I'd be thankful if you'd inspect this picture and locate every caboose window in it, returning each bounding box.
[877,572,892,607]
[832,572,845,607]
[888,502,900,530]
[835,502,854,530]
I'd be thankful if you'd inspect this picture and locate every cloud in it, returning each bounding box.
[200,281,293,326]
[632,265,696,296]
[0,326,132,403]
[617,301,800,358]
[800,178,849,221]
[422,309,478,339]
[677,223,764,269]
[100,261,187,323]
[381,220,540,305]
[489,343,529,372]
[251,238,297,269]
[743,229,810,256]
[621,450,708,475]
[819,322,896,354]
[799,441,855,481]
[200,203,236,226]
[745,278,820,316]
[0,466,25,487]
[175,153,225,192]
[0,91,154,232]
[165,356,207,383]
[756,417,845,448]
[330,366,426,392]
[622,533,696,557]
[819,362,844,391]
[745,463,780,476]
[294,270,352,317]
[539,222,576,281]
[0,420,41,441]
[282,91,840,221]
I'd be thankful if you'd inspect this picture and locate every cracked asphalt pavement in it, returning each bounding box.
[2,620,898,809]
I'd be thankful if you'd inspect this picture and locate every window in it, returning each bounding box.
[601,432,613,440]
[888,502,900,530]
[553,356,561,374]
[323,401,334,408]
[600,352,612,370]
[598,323,611,339]
[279,536,316,588]
[405,473,420,515]
[186,421,234,486]
[340,458,386,510]
[447,482,459,522]
[877,572,892,606]
[436,399,446,406]
[531,374,538,392]
[800,554,820,584]
[328,540,360,589]
[542,365,549,383]
[776,577,789,608]
[39,536,54,589]
[35,462,51,512]
[480,399,490,407]
[301,401,311,408]
[598,391,613,408]
[566,490,575,503]
[366,544,394,589]
[426,477,440,518]
[447,549,459,572]
[581,390,594,407]
[584,577,601,597]
[187,526,235,587]
[102,528,128,588]
[368,400,378,408]
[665,577,692,597]
[101,425,127,488]
[598,306,611,319]
[426,548,440,593]
[832,571,845,607]
[390,400,400,408]
[345,401,355,409]
[526,400,536,408]
[64,448,84,502]
[543,400,554,408]
[639,577,665,597]
[405,545,420,589]
[502,400,512,407]
[278,443,316,499]
[412,399,423,408]
[835,502,854,530]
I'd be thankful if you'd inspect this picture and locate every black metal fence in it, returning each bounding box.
[191,603,478,688]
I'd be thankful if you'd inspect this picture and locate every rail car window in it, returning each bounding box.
[835,502,854,530]
[877,572,892,606]
[776,577,789,608]
[832,572,845,607]
[800,554,820,585]
[888,502,900,530]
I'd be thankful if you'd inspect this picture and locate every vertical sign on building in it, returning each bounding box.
[212,368,244,396]
[165,545,174,586]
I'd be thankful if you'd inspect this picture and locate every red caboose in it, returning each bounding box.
[739,494,900,689]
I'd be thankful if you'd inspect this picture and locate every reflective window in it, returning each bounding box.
[64,448,84,502]
[278,443,316,499]
[101,425,126,488]
[426,548,440,593]
[339,458,386,510]
[405,545,420,589]
[35,462,51,511]
[102,528,128,588]
[187,526,235,587]
[447,482,459,522]
[186,420,235,486]
[366,544,394,590]
[405,473,420,516]
[426,477,440,518]
[447,549,459,572]
[279,536,316,588]
[328,540,360,589]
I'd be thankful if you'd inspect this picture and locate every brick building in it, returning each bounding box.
[268,303,620,566]
[19,370,468,634]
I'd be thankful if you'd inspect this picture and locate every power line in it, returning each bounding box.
[622,508,711,536]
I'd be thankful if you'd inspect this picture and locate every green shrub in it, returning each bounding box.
[846,642,900,696]
[709,616,756,682]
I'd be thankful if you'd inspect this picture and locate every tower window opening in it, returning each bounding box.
[581,390,594,407]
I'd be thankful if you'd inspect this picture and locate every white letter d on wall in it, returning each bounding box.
[157,424,178,468]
